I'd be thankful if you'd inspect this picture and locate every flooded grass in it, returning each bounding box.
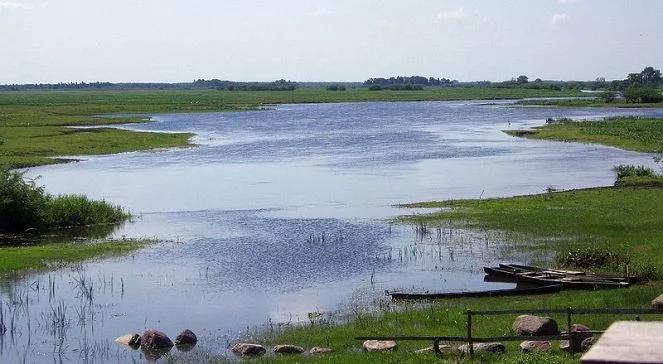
[401,185,663,278]
[0,240,147,274]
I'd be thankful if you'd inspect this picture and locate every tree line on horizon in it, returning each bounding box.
[0,67,660,97]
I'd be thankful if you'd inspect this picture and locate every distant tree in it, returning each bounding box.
[598,91,616,103]
[640,66,662,86]
[517,75,529,84]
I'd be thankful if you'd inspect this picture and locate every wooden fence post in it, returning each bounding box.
[467,309,474,356]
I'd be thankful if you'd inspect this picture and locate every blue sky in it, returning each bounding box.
[1,0,661,83]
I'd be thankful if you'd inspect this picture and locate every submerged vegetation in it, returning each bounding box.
[506,116,663,153]
[0,168,129,232]
[402,185,663,278]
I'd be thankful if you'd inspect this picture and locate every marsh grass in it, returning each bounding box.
[0,168,128,232]
[505,116,663,153]
[0,240,147,274]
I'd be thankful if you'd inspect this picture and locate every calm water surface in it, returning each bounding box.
[4,101,663,362]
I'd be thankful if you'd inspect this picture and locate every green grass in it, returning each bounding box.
[516,98,663,108]
[0,240,146,275]
[0,88,581,168]
[261,282,663,363]
[506,117,663,153]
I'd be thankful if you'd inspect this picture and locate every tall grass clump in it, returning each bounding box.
[0,168,129,232]
[613,164,656,179]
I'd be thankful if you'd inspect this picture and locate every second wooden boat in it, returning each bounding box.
[389,284,562,300]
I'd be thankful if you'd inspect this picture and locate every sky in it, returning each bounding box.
[1,0,662,83]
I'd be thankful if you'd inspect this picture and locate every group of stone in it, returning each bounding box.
[115,329,198,359]
[361,315,597,355]
[230,343,334,357]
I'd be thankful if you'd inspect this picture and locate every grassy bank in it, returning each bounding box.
[264,283,663,363]
[0,88,581,168]
[0,240,147,275]
[506,117,663,153]
[516,98,663,108]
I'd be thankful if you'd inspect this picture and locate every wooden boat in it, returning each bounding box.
[500,263,585,276]
[496,263,637,284]
[515,274,629,289]
[484,265,631,289]
[389,284,562,300]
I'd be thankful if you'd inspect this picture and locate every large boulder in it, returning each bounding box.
[274,344,305,354]
[174,329,197,346]
[115,333,141,349]
[458,342,505,355]
[363,340,397,352]
[520,340,551,353]
[231,343,267,357]
[651,294,663,310]
[309,347,334,354]
[513,315,560,336]
[140,330,174,350]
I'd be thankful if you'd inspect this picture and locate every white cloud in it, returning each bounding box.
[551,13,570,25]
[0,1,33,9]
[437,7,465,21]
[557,0,577,4]
[308,7,331,17]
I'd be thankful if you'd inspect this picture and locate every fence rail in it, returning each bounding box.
[355,307,663,355]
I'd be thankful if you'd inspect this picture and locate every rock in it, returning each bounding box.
[115,333,141,349]
[309,347,334,354]
[231,343,267,357]
[274,344,305,354]
[141,347,172,361]
[581,336,598,352]
[363,340,397,352]
[513,315,560,336]
[458,342,505,354]
[140,330,173,350]
[174,329,197,346]
[414,344,453,354]
[520,340,551,353]
[651,294,663,310]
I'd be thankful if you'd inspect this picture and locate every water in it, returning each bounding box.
[4,101,663,362]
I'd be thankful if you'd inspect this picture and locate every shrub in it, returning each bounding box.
[613,164,657,179]
[0,168,129,232]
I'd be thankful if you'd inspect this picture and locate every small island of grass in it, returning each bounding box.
[506,116,663,153]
